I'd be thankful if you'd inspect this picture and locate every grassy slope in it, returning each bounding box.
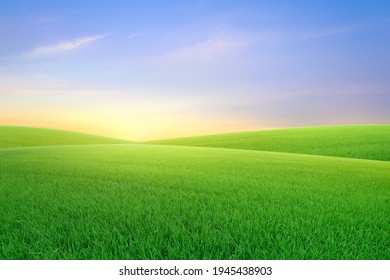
[0,126,129,148]
[147,125,390,161]
[0,144,389,260]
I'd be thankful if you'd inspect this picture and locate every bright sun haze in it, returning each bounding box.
[0,1,389,140]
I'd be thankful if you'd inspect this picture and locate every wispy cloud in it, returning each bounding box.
[263,82,390,101]
[166,34,251,62]
[31,15,62,25]
[127,32,145,40]
[299,24,362,39]
[25,34,106,57]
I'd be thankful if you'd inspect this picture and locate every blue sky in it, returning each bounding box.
[0,0,389,140]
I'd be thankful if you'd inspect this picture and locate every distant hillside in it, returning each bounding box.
[0,126,130,148]
[147,125,390,161]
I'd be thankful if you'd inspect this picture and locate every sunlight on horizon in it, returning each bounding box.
[0,1,389,139]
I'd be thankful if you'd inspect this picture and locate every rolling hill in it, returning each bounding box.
[147,125,390,161]
[0,126,129,148]
[0,125,389,260]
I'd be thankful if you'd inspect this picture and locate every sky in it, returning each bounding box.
[0,0,389,140]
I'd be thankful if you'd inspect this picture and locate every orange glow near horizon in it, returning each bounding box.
[0,108,266,141]
[1,1,389,143]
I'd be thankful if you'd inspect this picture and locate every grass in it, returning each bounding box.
[147,124,390,161]
[0,126,129,148]
[1,142,389,259]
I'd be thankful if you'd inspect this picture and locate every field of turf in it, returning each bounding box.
[0,126,130,148]
[0,125,389,260]
[148,125,390,161]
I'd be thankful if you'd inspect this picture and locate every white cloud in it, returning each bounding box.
[166,35,251,62]
[299,24,362,39]
[25,34,106,57]
[127,32,145,40]
[263,82,390,101]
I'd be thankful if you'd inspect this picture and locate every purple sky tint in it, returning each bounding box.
[0,0,389,140]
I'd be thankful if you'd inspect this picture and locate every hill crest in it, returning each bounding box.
[147,124,390,161]
[0,126,130,148]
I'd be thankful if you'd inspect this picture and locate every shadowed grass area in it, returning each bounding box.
[1,144,389,260]
[0,126,129,148]
[147,125,390,161]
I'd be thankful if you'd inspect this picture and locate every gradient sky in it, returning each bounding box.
[1,0,389,140]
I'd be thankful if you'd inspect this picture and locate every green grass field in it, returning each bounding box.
[0,125,389,260]
[148,124,390,161]
[0,126,130,148]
